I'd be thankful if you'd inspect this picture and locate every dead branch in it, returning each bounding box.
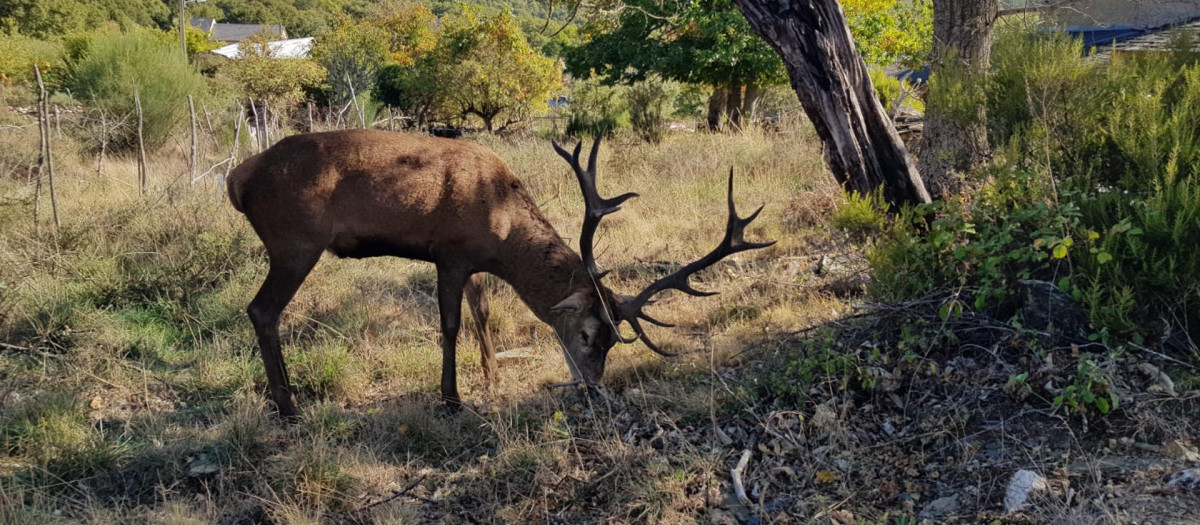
[135,88,148,195]
[731,449,752,505]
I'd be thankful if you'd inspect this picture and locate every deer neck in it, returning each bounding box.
[493,221,592,324]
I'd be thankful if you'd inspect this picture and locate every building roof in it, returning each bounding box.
[1103,19,1200,53]
[188,17,287,43]
[1047,0,1200,31]
[211,37,314,59]
[189,17,216,34]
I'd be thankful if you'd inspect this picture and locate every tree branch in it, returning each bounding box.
[997,0,1086,19]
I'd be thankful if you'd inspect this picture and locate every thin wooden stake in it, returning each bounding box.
[135,88,147,195]
[307,101,314,133]
[53,104,61,138]
[202,105,214,135]
[96,111,107,177]
[188,94,198,185]
[262,99,271,149]
[221,113,242,189]
[248,98,261,154]
[34,65,60,231]
[387,107,395,131]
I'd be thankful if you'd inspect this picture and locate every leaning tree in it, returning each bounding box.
[731,0,931,206]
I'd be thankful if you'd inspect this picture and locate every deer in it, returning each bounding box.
[227,129,773,417]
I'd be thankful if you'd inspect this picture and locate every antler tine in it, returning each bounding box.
[616,167,775,354]
[551,137,638,281]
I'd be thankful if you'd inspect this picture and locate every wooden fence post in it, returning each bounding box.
[135,88,147,195]
[262,99,271,149]
[34,65,60,231]
[307,101,314,133]
[188,94,198,185]
[96,111,107,178]
[221,113,243,190]
[248,98,261,154]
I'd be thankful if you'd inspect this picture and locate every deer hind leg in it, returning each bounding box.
[247,247,322,419]
[436,264,471,407]
[465,274,498,383]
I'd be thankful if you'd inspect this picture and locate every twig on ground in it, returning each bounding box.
[732,448,752,505]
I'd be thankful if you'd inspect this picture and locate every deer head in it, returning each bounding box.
[548,137,775,385]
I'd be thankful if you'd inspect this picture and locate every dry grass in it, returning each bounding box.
[0,107,852,524]
[4,99,1199,524]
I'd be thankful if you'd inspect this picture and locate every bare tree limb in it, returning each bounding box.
[997,0,1087,19]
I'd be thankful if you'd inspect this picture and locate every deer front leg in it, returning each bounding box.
[247,249,321,419]
[465,274,497,383]
[436,264,471,407]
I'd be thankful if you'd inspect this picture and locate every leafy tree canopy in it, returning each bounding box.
[564,0,784,89]
[0,0,170,39]
[841,0,933,67]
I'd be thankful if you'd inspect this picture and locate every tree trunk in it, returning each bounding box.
[919,0,996,198]
[742,84,765,123]
[706,87,727,131]
[725,84,744,131]
[732,0,930,206]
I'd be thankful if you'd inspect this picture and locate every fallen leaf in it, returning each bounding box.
[816,470,839,484]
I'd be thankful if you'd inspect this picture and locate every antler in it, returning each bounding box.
[614,168,776,355]
[551,136,638,281]
[552,137,774,357]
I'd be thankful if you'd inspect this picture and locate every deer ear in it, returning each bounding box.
[551,291,590,314]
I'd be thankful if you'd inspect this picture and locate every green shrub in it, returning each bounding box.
[831,188,888,240]
[870,28,1200,343]
[625,76,678,144]
[867,66,923,115]
[0,34,63,87]
[566,79,625,138]
[868,171,1080,312]
[67,29,208,152]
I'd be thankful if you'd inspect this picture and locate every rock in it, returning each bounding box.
[920,495,961,520]
[187,455,220,478]
[89,396,104,410]
[1004,470,1048,513]
[494,348,539,361]
[1163,439,1200,462]
[1017,280,1090,339]
[1168,468,1200,492]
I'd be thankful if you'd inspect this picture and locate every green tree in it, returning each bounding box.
[841,0,933,68]
[437,8,560,131]
[0,0,170,38]
[225,36,327,109]
[311,19,389,105]
[565,0,785,131]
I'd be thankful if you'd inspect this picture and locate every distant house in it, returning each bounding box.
[189,17,287,44]
[210,37,315,60]
[1041,0,1200,54]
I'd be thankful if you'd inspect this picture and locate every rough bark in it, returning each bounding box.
[706,87,727,131]
[732,0,930,206]
[725,83,744,131]
[920,0,997,198]
[742,84,765,122]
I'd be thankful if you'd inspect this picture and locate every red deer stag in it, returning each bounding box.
[228,129,772,417]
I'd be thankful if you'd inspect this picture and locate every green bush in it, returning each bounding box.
[868,66,924,115]
[870,29,1200,342]
[625,76,678,144]
[67,29,208,152]
[0,34,63,87]
[566,79,625,138]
